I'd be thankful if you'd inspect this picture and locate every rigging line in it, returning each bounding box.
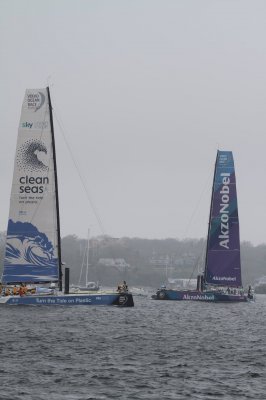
[182,169,213,239]
[187,242,205,285]
[29,107,50,225]
[78,241,87,286]
[30,152,54,225]
[187,260,198,286]
[52,108,106,235]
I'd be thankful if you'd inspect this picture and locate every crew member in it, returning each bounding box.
[19,285,24,296]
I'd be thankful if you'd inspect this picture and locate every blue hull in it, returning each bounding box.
[152,289,248,302]
[0,292,134,307]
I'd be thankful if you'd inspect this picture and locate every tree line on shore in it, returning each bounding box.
[0,232,265,288]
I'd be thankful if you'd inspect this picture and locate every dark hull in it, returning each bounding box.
[0,292,134,307]
[152,289,248,302]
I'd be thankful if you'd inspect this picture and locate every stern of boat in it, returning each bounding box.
[112,292,134,307]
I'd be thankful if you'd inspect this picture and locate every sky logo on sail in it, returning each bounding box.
[219,172,230,249]
[22,122,33,128]
[21,121,49,129]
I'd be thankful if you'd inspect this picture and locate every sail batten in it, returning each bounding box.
[204,151,242,287]
[2,88,59,284]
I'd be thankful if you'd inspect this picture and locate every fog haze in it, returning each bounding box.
[1,0,266,244]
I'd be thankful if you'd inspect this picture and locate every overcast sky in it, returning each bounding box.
[1,0,266,244]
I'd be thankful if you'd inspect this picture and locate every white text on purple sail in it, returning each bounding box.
[219,173,230,249]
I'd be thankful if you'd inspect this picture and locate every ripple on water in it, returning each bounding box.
[0,295,266,399]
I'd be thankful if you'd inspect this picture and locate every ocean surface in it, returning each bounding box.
[1,292,266,400]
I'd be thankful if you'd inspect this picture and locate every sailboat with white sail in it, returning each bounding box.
[0,87,134,306]
[152,150,253,302]
[75,229,100,292]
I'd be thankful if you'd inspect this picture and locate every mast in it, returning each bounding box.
[47,87,63,291]
[85,229,90,287]
[203,151,219,284]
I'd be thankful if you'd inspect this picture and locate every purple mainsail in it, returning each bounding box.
[204,151,242,287]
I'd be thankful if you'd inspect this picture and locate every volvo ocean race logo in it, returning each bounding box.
[17,139,49,194]
[219,172,230,249]
[27,92,45,112]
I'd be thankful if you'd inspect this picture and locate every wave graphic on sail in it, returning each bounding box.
[3,220,58,283]
[17,139,48,173]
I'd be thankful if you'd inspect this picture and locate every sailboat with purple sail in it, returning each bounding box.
[152,150,253,302]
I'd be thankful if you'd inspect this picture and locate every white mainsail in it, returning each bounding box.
[2,88,59,284]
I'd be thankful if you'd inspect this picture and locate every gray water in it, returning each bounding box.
[1,294,266,400]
